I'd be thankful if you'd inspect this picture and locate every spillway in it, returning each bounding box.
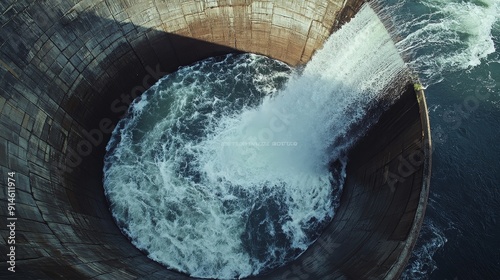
[0,0,431,279]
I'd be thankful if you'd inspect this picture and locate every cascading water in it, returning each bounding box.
[385,0,500,86]
[379,0,500,278]
[103,4,407,279]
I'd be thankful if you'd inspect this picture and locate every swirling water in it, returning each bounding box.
[104,0,500,278]
[103,5,407,279]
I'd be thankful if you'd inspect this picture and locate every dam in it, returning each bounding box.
[0,0,431,279]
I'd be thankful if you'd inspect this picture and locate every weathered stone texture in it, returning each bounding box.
[0,0,430,279]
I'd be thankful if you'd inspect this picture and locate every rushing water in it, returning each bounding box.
[380,0,500,279]
[104,0,499,278]
[104,5,407,279]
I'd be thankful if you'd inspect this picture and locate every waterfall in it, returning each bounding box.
[103,4,408,279]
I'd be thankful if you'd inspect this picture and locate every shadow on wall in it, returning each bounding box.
[51,15,245,180]
[0,1,429,279]
[3,9,245,185]
[0,8,244,279]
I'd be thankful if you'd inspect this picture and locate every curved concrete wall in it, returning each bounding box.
[0,0,430,279]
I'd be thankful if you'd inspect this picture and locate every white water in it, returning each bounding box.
[196,4,407,184]
[386,0,500,85]
[104,4,407,279]
[382,0,500,278]
[402,219,449,279]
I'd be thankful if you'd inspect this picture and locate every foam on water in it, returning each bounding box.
[386,0,500,85]
[401,220,448,280]
[381,0,500,277]
[104,54,293,279]
[104,4,407,279]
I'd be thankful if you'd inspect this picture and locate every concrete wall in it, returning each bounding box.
[0,0,430,279]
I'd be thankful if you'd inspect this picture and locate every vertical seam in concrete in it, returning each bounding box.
[146,0,166,66]
[102,0,147,70]
[0,58,20,79]
[0,1,429,278]
[384,89,432,279]
[29,169,68,253]
[300,20,315,63]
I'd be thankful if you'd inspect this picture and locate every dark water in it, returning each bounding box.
[103,0,500,278]
[103,6,414,278]
[380,0,500,279]
[103,54,348,279]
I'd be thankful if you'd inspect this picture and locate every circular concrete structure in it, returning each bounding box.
[0,0,430,279]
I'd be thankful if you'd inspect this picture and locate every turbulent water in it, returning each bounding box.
[380,0,500,279]
[104,0,500,278]
[103,5,407,279]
